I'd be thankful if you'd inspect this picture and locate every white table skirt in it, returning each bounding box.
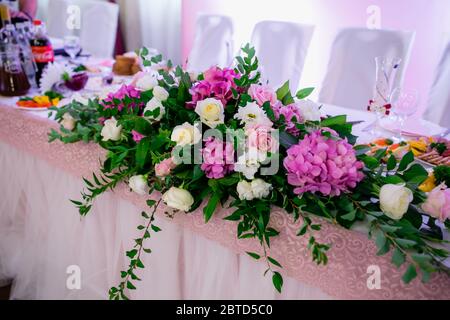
[0,140,331,300]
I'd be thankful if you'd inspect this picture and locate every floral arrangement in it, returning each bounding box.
[49,45,450,300]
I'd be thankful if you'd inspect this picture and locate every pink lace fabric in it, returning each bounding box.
[1,104,449,300]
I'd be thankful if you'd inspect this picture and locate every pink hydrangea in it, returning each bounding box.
[132,130,145,143]
[187,66,240,109]
[248,84,278,107]
[101,85,145,112]
[283,130,364,196]
[201,137,235,179]
[272,102,304,136]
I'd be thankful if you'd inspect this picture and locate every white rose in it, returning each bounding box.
[136,73,158,91]
[143,97,165,121]
[237,181,254,201]
[234,154,260,180]
[162,187,194,212]
[128,175,149,196]
[101,117,122,142]
[61,113,76,131]
[153,86,169,102]
[234,101,273,128]
[251,179,272,199]
[195,98,224,128]
[171,122,201,146]
[379,184,413,220]
[296,99,321,122]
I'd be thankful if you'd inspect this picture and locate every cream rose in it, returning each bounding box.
[251,179,272,199]
[296,99,321,122]
[379,184,413,220]
[237,181,254,201]
[143,98,165,121]
[195,98,224,128]
[237,179,272,201]
[171,122,201,146]
[153,86,169,102]
[61,113,76,131]
[162,187,194,212]
[101,117,122,142]
[234,154,260,180]
[135,73,158,91]
[128,175,149,196]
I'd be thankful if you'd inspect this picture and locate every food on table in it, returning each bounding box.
[113,54,141,76]
[419,174,437,192]
[366,136,450,167]
[414,138,450,166]
[64,72,89,91]
[408,138,429,156]
[418,151,450,166]
[16,91,63,109]
[367,138,410,159]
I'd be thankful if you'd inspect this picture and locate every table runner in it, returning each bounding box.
[1,103,449,299]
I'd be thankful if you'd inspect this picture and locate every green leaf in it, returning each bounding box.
[398,151,414,172]
[272,272,283,293]
[151,225,161,233]
[296,87,314,99]
[126,281,136,290]
[391,248,406,268]
[320,115,346,127]
[297,224,308,236]
[384,175,405,185]
[136,137,151,169]
[276,81,290,101]
[203,193,220,223]
[375,231,387,249]
[136,259,145,269]
[246,252,261,260]
[126,249,138,259]
[403,164,428,184]
[341,209,356,221]
[146,200,156,207]
[268,257,282,268]
[402,264,417,284]
[387,155,397,171]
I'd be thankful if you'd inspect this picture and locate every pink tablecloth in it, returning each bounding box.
[0,104,449,300]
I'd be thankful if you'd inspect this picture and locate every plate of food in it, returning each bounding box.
[413,138,450,167]
[366,137,450,167]
[15,91,63,111]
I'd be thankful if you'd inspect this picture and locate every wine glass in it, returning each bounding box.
[390,88,420,140]
[64,36,81,62]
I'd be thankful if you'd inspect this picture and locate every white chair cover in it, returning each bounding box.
[47,0,119,58]
[319,28,415,111]
[187,14,234,72]
[250,21,315,92]
[424,40,450,128]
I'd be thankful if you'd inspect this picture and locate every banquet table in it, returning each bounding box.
[0,95,450,300]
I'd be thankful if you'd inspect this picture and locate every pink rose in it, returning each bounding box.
[422,185,450,222]
[155,157,177,178]
[246,124,279,157]
[248,84,278,107]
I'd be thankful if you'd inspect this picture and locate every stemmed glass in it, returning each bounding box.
[64,36,81,63]
[390,88,420,140]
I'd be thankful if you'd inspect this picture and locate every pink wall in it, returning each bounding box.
[181,0,450,115]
